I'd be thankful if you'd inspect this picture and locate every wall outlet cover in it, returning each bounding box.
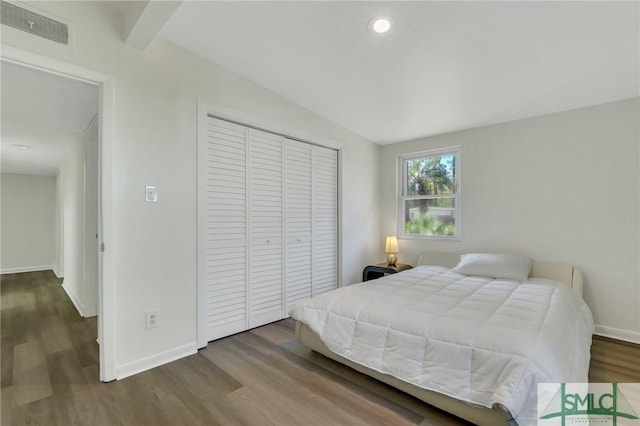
[145,310,158,329]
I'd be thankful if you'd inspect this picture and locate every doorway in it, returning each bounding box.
[1,46,115,381]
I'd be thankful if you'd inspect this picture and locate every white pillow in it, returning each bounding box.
[451,253,533,282]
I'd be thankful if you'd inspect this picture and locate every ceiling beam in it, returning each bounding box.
[123,0,183,51]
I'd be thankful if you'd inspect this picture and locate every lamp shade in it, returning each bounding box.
[384,236,399,253]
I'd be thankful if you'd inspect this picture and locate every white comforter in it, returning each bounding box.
[289,266,594,425]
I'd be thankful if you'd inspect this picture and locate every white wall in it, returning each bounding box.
[380,98,640,342]
[2,2,380,377]
[0,173,57,273]
[59,138,87,315]
[84,117,99,317]
[55,173,63,277]
[57,121,99,319]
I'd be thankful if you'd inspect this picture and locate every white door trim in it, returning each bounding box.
[1,45,116,382]
[196,100,208,348]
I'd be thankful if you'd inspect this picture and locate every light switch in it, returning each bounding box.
[145,185,158,202]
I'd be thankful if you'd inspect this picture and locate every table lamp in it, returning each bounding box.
[385,236,399,266]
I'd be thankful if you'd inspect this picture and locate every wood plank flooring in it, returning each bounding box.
[2,271,639,425]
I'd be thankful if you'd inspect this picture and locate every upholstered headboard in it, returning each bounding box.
[416,251,584,298]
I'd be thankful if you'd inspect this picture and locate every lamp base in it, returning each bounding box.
[387,253,397,266]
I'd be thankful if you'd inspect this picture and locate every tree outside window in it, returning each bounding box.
[399,148,459,238]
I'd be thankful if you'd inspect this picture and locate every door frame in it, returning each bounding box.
[1,45,116,381]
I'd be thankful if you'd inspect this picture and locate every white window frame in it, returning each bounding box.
[397,146,461,240]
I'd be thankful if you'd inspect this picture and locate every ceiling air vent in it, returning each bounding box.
[1,1,68,44]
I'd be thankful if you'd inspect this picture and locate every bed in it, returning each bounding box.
[289,251,594,425]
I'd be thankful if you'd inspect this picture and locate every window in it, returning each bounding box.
[398,147,459,238]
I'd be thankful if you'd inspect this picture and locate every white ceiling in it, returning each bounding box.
[1,60,99,175]
[159,1,639,144]
[1,1,636,176]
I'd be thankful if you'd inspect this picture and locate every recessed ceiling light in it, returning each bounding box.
[10,144,33,149]
[370,17,395,34]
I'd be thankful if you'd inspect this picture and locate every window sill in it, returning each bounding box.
[399,235,461,242]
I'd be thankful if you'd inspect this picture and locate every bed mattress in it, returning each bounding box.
[289,266,594,425]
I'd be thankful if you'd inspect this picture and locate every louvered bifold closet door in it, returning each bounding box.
[205,118,248,341]
[312,146,338,295]
[284,139,312,312]
[248,129,284,328]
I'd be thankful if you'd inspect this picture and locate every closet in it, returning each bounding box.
[201,117,338,342]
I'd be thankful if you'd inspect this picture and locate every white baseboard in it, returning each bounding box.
[115,342,198,380]
[62,283,86,317]
[594,324,640,344]
[0,265,55,275]
[52,266,62,278]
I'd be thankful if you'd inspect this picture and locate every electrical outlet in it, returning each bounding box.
[145,310,159,329]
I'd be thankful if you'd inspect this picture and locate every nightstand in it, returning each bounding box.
[362,263,413,282]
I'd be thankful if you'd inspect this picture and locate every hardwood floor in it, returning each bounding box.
[589,335,640,383]
[1,271,639,425]
[1,271,98,424]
